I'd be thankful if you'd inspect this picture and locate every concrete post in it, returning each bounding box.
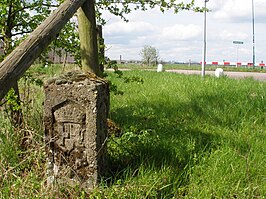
[43,70,109,188]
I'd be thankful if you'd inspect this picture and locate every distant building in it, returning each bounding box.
[47,48,75,64]
[0,41,75,64]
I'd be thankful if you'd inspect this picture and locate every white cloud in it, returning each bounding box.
[104,22,202,61]
[105,44,142,60]
[103,0,266,63]
[161,24,202,41]
[104,21,157,36]
[218,30,248,41]
[209,0,266,23]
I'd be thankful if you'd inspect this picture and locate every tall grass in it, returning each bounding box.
[0,69,265,198]
[103,71,266,198]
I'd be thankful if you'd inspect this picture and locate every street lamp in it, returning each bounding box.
[201,0,209,77]
[252,0,255,68]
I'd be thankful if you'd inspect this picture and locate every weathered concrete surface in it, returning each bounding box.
[43,70,109,188]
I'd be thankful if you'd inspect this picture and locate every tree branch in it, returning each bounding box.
[11,31,32,37]
[11,3,58,16]
[42,3,58,7]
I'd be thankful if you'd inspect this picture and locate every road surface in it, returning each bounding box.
[166,69,266,82]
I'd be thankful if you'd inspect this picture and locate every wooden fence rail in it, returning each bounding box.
[0,0,86,100]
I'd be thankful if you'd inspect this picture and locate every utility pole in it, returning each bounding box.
[252,0,255,68]
[201,0,209,77]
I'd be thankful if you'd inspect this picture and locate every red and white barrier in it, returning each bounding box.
[199,61,265,67]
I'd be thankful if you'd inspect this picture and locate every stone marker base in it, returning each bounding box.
[43,71,109,189]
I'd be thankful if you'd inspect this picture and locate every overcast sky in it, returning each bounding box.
[101,0,266,63]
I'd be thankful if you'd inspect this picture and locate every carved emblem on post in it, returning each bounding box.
[52,101,89,175]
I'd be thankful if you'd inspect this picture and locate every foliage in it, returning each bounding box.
[0,0,54,55]
[140,45,160,66]
[50,19,81,66]
[104,58,144,95]
[108,128,158,168]
[108,70,144,95]
[22,71,44,87]
[96,0,202,24]
[0,69,44,127]
[2,88,21,112]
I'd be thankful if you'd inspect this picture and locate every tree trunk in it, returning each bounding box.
[10,81,23,128]
[77,0,101,76]
[4,1,23,127]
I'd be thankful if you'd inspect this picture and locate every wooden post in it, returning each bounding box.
[0,0,86,100]
[77,0,102,77]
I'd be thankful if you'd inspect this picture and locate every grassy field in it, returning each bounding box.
[0,66,266,198]
[117,63,266,73]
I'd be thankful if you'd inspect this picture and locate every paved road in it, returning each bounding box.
[166,69,266,82]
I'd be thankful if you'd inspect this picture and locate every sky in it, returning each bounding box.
[101,0,266,64]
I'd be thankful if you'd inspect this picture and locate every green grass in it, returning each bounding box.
[0,69,266,198]
[117,63,266,73]
[104,71,266,198]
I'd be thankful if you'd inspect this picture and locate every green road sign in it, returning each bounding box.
[233,41,244,44]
